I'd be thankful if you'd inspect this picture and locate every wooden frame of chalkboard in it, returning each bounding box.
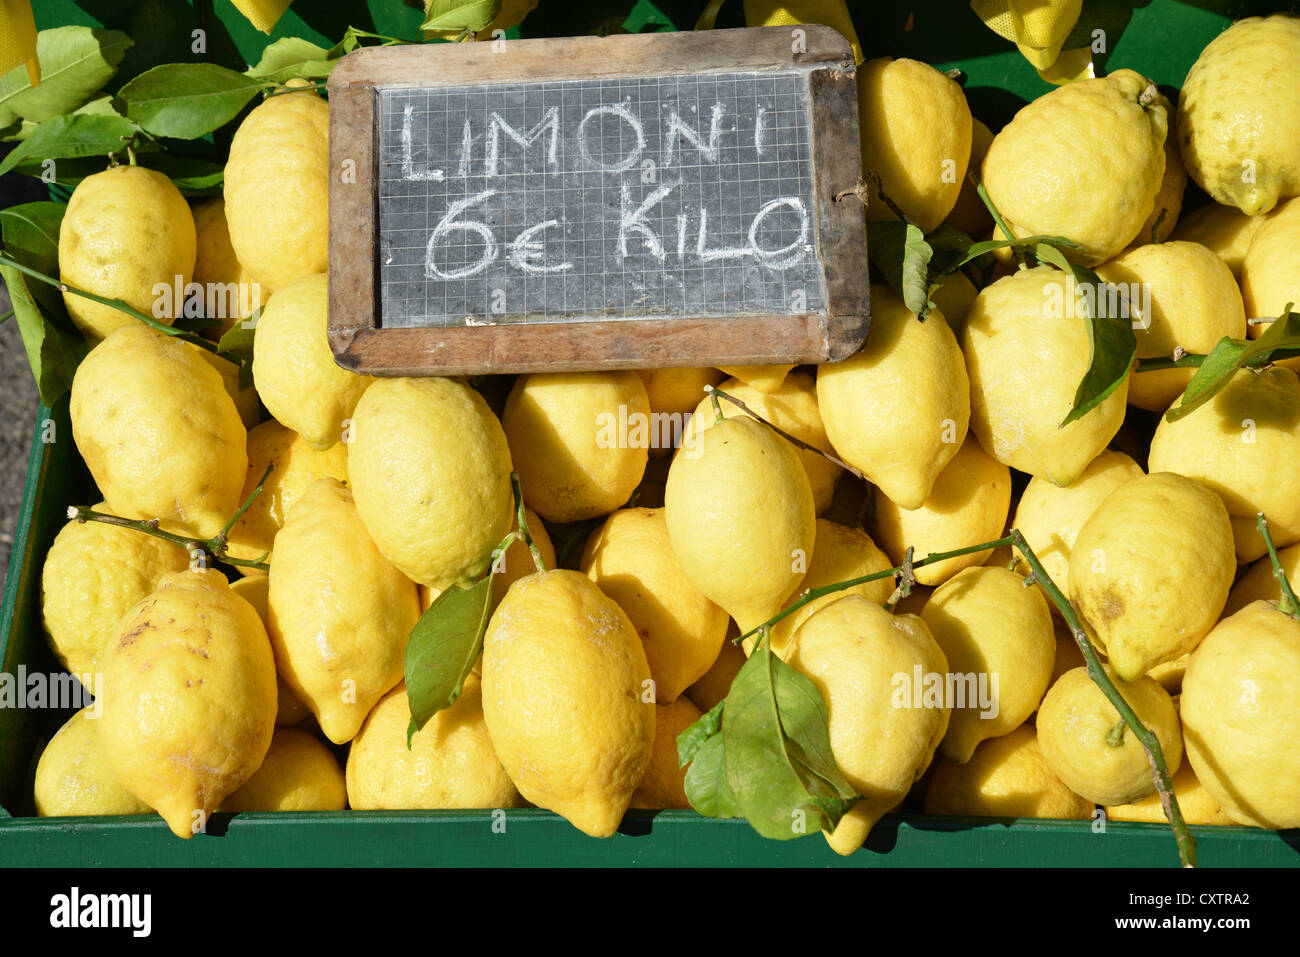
[326,26,868,376]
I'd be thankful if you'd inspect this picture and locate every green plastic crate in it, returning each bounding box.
[3,0,1298,867]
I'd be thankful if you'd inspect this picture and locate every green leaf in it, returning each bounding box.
[683,734,742,819]
[217,309,259,391]
[938,233,1079,275]
[118,63,263,140]
[677,699,724,767]
[0,202,71,322]
[0,113,138,176]
[404,576,494,744]
[422,0,502,34]
[721,647,858,840]
[925,223,975,278]
[0,27,133,127]
[142,153,225,193]
[245,37,337,84]
[1167,310,1300,422]
[867,220,933,318]
[1034,245,1138,426]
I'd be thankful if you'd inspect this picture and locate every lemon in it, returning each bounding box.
[716,364,794,393]
[685,630,746,713]
[924,726,1094,820]
[70,325,248,539]
[57,165,196,343]
[789,595,950,855]
[191,198,264,338]
[1011,450,1145,606]
[1037,665,1182,807]
[219,728,345,812]
[1105,761,1233,826]
[1180,600,1300,828]
[630,697,702,810]
[944,118,995,238]
[1146,652,1191,695]
[251,273,372,450]
[1069,473,1234,681]
[1133,100,1187,245]
[665,415,815,632]
[34,708,151,818]
[636,367,724,417]
[1148,366,1300,562]
[481,570,655,837]
[225,418,350,569]
[684,372,841,515]
[224,88,329,293]
[267,478,420,744]
[817,285,970,510]
[581,507,728,703]
[982,69,1166,264]
[227,575,314,728]
[1044,618,1086,699]
[930,270,978,338]
[1177,14,1300,215]
[347,678,522,810]
[921,566,1055,762]
[1170,202,1265,279]
[759,518,894,660]
[503,371,649,523]
[858,57,972,233]
[963,266,1129,484]
[1097,241,1246,411]
[41,505,189,676]
[872,435,1011,587]
[197,349,260,430]
[1224,543,1300,616]
[348,377,513,590]
[491,506,555,609]
[1240,198,1300,338]
[100,568,278,838]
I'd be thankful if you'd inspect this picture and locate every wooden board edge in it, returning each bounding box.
[327,85,379,350]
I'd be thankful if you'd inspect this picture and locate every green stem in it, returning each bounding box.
[863,170,917,227]
[1137,347,1300,374]
[215,463,274,543]
[708,387,724,425]
[1257,512,1299,617]
[883,546,914,612]
[511,472,547,573]
[0,308,14,324]
[0,252,223,356]
[707,385,865,481]
[972,176,1025,268]
[1009,529,1195,869]
[68,506,270,571]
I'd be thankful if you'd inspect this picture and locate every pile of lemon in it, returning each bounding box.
[34,14,1300,854]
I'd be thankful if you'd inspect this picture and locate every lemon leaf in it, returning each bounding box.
[0,113,137,177]
[421,0,502,34]
[721,646,858,839]
[677,698,724,767]
[245,38,337,84]
[119,63,263,140]
[868,220,933,318]
[404,576,493,745]
[0,26,132,127]
[1166,310,1300,422]
[683,734,743,818]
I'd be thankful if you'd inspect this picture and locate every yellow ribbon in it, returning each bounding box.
[743,0,864,64]
[971,0,1083,73]
[0,0,40,86]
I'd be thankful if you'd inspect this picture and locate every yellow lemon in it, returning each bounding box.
[1180,600,1300,828]
[481,570,655,837]
[1170,201,1265,279]
[219,728,345,812]
[924,725,1094,820]
[685,630,747,713]
[982,69,1167,264]
[503,371,650,523]
[1105,761,1234,826]
[267,478,421,744]
[1148,366,1300,562]
[963,265,1129,484]
[223,88,329,293]
[348,376,514,590]
[858,57,972,233]
[1036,665,1182,807]
[630,696,702,810]
[346,678,522,810]
[491,506,555,610]
[817,285,970,509]
[636,367,724,417]
[944,117,995,238]
[190,198,265,338]
[1224,543,1300,616]
[34,708,151,818]
[58,165,196,343]
[789,595,950,855]
[70,325,247,539]
[1069,472,1235,681]
[99,568,278,838]
[665,415,815,632]
[716,364,795,393]
[921,566,1055,762]
[227,575,314,728]
[1132,104,1187,245]
[872,435,1011,587]
[1177,14,1300,215]
[1240,198,1300,341]
[581,507,728,703]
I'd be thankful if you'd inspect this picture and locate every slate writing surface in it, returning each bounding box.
[375,69,827,328]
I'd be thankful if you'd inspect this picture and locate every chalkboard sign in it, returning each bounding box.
[327,27,867,376]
